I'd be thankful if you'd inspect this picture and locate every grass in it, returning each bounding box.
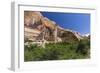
[24,39,90,62]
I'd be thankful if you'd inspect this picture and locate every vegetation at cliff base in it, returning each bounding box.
[24,39,90,61]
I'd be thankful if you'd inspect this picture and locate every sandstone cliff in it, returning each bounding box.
[24,11,83,42]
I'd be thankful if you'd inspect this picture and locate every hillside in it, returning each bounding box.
[24,11,83,43]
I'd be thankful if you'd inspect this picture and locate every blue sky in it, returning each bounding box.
[41,12,90,35]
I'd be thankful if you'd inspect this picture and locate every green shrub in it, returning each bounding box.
[76,39,90,55]
[24,50,33,61]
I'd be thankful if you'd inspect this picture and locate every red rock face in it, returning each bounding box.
[24,11,83,42]
[24,11,43,26]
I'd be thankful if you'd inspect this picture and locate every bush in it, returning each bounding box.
[24,50,33,61]
[76,39,90,56]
